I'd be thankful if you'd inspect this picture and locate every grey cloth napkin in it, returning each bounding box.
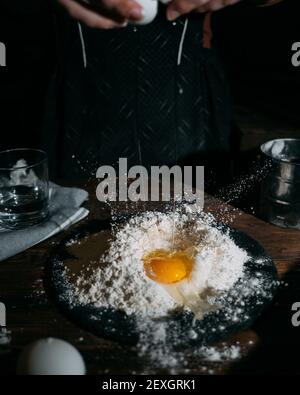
[0,183,89,262]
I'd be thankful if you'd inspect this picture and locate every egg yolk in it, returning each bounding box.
[143,249,194,284]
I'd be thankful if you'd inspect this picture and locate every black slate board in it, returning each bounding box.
[45,219,279,347]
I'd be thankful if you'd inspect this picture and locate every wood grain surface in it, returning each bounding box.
[1,182,300,375]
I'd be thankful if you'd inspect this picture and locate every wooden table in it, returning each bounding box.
[1,182,300,375]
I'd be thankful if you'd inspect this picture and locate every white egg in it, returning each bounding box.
[130,0,158,25]
[17,338,86,375]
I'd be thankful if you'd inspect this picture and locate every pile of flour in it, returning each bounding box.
[73,209,249,318]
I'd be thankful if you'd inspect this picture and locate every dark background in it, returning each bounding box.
[0,0,299,156]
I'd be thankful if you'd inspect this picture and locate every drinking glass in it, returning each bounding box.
[0,148,49,229]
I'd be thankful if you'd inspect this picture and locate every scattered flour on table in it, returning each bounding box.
[136,317,242,374]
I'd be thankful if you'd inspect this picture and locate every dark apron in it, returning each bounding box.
[43,5,231,179]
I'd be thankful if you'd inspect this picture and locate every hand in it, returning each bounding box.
[167,0,241,21]
[57,0,143,29]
